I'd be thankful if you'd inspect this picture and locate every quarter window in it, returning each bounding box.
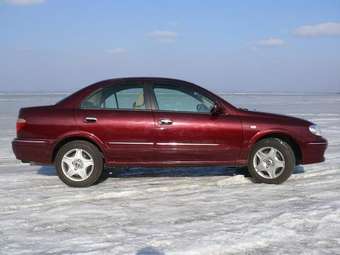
[153,86,214,113]
[81,86,146,110]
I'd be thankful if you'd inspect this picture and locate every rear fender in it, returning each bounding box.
[52,131,108,162]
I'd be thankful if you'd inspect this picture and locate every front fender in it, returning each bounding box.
[239,127,301,163]
[248,129,299,148]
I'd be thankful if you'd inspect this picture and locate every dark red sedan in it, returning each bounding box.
[12,77,327,187]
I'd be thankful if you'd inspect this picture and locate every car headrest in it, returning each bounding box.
[133,93,144,108]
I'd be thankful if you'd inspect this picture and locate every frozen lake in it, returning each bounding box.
[0,92,339,254]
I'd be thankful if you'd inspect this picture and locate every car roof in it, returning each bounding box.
[91,77,194,87]
[56,77,237,113]
[57,77,197,108]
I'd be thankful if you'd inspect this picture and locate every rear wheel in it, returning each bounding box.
[248,138,295,184]
[55,141,103,187]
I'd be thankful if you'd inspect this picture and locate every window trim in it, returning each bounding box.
[149,83,216,114]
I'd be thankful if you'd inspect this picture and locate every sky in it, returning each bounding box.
[0,0,340,93]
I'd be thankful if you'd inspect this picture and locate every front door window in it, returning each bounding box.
[153,86,214,113]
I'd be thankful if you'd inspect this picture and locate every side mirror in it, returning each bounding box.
[210,104,223,116]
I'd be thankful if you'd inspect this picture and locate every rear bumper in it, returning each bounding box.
[12,138,54,164]
[300,139,328,164]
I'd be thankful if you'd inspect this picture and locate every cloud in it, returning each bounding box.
[106,48,127,54]
[294,22,340,37]
[147,30,178,42]
[3,0,45,5]
[256,37,285,47]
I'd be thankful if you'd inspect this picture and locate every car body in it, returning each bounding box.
[12,77,327,186]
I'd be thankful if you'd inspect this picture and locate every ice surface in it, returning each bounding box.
[0,93,339,254]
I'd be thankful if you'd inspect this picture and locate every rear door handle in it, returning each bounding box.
[84,117,97,123]
[159,119,173,125]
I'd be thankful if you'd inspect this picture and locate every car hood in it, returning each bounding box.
[238,109,313,127]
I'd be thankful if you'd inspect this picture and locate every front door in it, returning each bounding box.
[76,82,155,164]
[150,84,243,164]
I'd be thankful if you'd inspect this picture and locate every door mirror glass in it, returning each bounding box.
[210,104,223,115]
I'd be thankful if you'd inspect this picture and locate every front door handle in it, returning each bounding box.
[84,117,97,123]
[159,119,173,125]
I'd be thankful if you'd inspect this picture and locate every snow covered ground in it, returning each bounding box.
[0,93,339,255]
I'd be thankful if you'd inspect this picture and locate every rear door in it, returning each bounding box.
[76,81,156,164]
[149,82,243,164]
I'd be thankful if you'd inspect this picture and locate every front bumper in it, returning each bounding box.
[12,138,53,164]
[300,138,328,164]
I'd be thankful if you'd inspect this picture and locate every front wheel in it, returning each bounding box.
[248,138,295,184]
[55,141,103,187]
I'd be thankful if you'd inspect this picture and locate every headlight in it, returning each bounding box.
[309,124,322,136]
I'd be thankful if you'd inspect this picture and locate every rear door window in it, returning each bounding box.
[81,86,147,110]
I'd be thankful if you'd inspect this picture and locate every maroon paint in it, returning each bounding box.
[12,77,327,167]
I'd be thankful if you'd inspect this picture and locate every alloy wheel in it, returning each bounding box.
[61,148,94,182]
[253,146,285,179]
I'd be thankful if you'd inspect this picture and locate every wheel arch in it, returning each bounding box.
[52,133,106,163]
[250,131,302,164]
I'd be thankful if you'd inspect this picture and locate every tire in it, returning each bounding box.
[55,140,103,187]
[248,138,295,184]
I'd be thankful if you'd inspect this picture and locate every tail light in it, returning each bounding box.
[16,118,26,134]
